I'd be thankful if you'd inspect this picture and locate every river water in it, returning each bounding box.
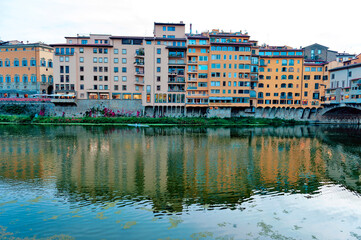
[0,125,361,240]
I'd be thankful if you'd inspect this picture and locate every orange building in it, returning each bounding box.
[0,41,54,97]
[257,46,304,108]
[185,30,259,113]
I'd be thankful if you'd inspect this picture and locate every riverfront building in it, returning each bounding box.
[0,41,54,97]
[325,63,361,104]
[257,46,304,108]
[51,22,187,113]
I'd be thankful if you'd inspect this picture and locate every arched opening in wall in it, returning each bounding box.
[323,107,361,121]
[47,85,54,94]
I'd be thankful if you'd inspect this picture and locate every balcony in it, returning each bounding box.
[260,63,267,67]
[188,78,197,81]
[168,60,186,65]
[168,87,185,92]
[187,94,209,97]
[135,71,144,76]
[135,49,145,57]
[168,53,184,58]
[168,77,185,83]
[188,60,198,64]
[188,69,198,73]
[134,61,144,66]
[135,80,144,85]
[187,86,197,90]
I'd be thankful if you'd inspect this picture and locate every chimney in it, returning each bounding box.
[180,21,183,24]
[190,23,192,34]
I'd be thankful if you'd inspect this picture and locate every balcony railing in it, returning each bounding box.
[188,78,197,81]
[169,77,185,83]
[188,69,198,73]
[169,53,184,58]
[135,71,144,75]
[187,86,197,90]
[168,60,186,65]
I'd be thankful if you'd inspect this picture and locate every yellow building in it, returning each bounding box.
[0,40,54,97]
[257,46,304,108]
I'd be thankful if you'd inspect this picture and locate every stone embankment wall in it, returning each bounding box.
[0,100,143,117]
[53,100,143,117]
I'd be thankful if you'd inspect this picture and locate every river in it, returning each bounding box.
[0,125,360,240]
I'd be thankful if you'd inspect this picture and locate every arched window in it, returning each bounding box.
[14,74,20,82]
[41,74,46,83]
[282,59,287,66]
[280,92,286,98]
[48,75,53,83]
[281,75,287,80]
[23,74,28,83]
[5,58,10,67]
[31,74,37,82]
[288,67,294,72]
[6,75,11,83]
[41,58,46,67]
[288,83,293,88]
[48,60,53,68]
[260,59,265,66]
[281,83,286,88]
[282,67,287,72]
[258,83,264,88]
[288,75,294,80]
[287,92,293,98]
[22,58,28,66]
[289,59,294,66]
[30,58,36,66]
[0,75,3,82]
[14,58,19,67]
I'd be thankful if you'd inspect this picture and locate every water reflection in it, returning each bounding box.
[1,125,360,213]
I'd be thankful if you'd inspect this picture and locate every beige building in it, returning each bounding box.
[51,22,187,114]
[0,41,54,97]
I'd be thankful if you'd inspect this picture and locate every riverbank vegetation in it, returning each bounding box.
[0,115,305,126]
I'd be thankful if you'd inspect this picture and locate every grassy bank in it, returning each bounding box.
[0,115,306,126]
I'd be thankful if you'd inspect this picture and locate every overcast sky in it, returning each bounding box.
[0,0,359,53]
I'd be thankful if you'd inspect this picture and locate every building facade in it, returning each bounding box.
[0,41,54,98]
[325,63,361,104]
[257,46,304,108]
[303,43,337,62]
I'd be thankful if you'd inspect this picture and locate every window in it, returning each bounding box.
[167,26,175,31]
[65,57,69,62]
[114,85,119,90]
[157,48,161,54]
[80,57,84,63]
[157,76,161,82]
[104,57,108,63]
[157,85,161,91]
[79,48,84,53]
[122,76,127,82]
[114,49,119,54]
[157,67,161,72]
[65,66,69,73]
[122,67,127,73]
[114,67,119,73]
[30,58,36,66]
[93,57,97,63]
[122,58,127,64]
[157,58,161,63]
[122,49,127,54]
[114,58,119,63]
[122,85,127,91]
[81,40,88,44]
[114,76,119,81]
[22,58,27,66]
[80,66,84,72]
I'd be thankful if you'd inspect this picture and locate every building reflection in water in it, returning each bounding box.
[0,125,360,212]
